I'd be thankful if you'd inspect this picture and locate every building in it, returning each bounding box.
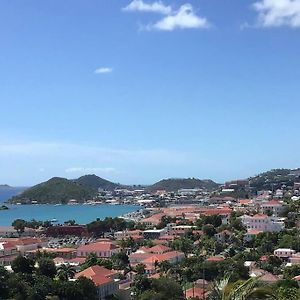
[77,241,120,258]
[274,248,296,259]
[143,229,166,240]
[260,200,286,217]
[75,266,119,300]
[2,237,47,255]
[46,225,88,237]
[0,241,18,266]
[241,214,285,232]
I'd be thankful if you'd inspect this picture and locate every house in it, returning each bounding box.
[241,214,285,232]
[140,213,165,227]
[274,248,296,259]
[75,266,119,300]
[260,200,286,217]
[143,229,166,240]
[186,287,208,299]
[244,230,263,242]
[2,237,47,254]
[129,249,185,275]
[0,242,18,266]
[77,241,120,258]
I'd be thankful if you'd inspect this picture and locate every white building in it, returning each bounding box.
[260,200,286,217]
[241,214,285,232]
[274,248,296,258]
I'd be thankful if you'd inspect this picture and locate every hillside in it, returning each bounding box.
[148,178,219,192]
[9,177,95,204]
[249,168,300,191]
[74,174,119,191]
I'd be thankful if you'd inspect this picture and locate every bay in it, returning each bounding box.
[0,204,139,225]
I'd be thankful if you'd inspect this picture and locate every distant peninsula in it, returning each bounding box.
[0,184,12,188]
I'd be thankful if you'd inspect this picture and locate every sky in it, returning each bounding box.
[1,0,300,186]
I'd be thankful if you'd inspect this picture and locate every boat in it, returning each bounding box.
[51,218,58,223]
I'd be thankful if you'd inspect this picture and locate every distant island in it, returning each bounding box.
[7,168,300,204]
[0,184,12,188]
[0,205,9,210]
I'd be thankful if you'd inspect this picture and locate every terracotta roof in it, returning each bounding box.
[77,241,119,252]
[247,230,263,235]
[252,214,269,219]
[146,245,171,253]
[206,256,225,262]
[87,274,113,286]
[0,241,16,250]
[75,265,117,279]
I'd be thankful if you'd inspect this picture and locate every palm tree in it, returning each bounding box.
[209,275,276,300]
[57,263,76,281]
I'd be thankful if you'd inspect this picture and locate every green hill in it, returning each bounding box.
[74,174,119,191]
[9,177,95,204]
[249,168,300,191]
[148,178,219,192]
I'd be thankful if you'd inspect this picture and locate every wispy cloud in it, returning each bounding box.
[253,0,300,28]
[124,1,210,31]
[94,67,113,74]
[149,4,210,31]
[65,167,116,174]
[123,0,171,14]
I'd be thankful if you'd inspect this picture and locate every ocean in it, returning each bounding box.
[0,188,139,226]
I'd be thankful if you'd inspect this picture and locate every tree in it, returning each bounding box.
[11,255,34,274]
[0,266,9,298]
[12,219,26,234]
[135,263,146,275]
[209,275,275,300]
[170,237,193,257]
[138,277,184,300]
[203,224,217,237]
[111,251,129,270]
[75,277,98,300]
[283,265,300,280]
[83,253,98,268]
[37,257,57,278]
[57,264,76,281]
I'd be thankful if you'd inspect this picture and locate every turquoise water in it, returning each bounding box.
[0,204,139,225]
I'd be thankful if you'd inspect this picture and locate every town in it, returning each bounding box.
[1,170,300,299]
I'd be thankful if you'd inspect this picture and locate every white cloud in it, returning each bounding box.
[123,0,171,15]
[94,67,113,74]
[253,0,300,27]
[140,4,209,31]
[65,167,116,174]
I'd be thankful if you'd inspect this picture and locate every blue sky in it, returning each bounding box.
[1,0,300,186]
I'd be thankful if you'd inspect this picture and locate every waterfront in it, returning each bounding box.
[0,204,140,225]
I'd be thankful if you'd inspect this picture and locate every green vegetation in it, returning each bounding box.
[1,256,97,300]
[249,168,299,192]
[74,174,120,191]
[148,177,219,192]
[87,217,134,236]
[9,177,95,204]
